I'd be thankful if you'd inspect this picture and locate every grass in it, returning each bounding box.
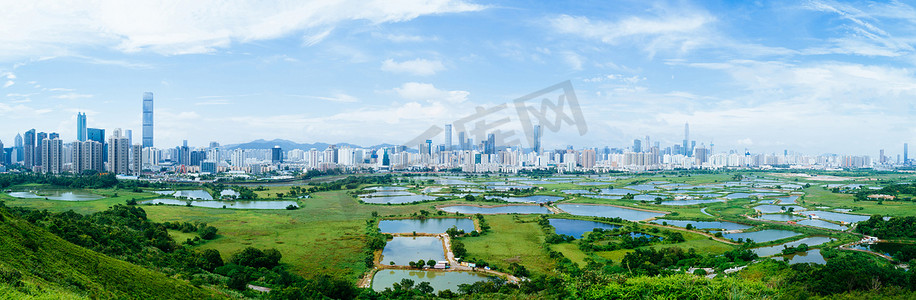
[459,215,556,275]
[803,186,916,217]
[0,206,222,299]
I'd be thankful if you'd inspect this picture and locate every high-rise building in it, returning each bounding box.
[23,129,35,168]
[124,129,133,147]
[72,140,104,173]
[271,146,282,164]
[457,131,466,151]
[905,143,909,164]
[231,149,247,168]
[87,128,105,143]
[40,138,63,174]
[142,92,154,147]
[633,139,642,153]
[425,140,433,156]
[485,134,496,155]
[695,145,708,165]
[533,124,541,154]
[107,129,130,174]
[35,132,48,166]
[683,122,690,156]
[444,124,452,151]
[77,112,87,141]
[14,134,22,164]
[190,150,206,166]
[131,144,142,175]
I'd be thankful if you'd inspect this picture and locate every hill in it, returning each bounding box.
[0,207,223,299]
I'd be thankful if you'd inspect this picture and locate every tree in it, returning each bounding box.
[198,225,218,240]
[427,259,437,268]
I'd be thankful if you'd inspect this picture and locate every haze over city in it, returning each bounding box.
[2,0,916,155]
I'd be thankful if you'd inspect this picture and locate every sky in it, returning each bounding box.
[1,0,915,156]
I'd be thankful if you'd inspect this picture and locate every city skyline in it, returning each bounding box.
[1,1,915,154]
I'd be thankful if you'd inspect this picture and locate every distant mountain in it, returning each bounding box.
[224,139,364,151]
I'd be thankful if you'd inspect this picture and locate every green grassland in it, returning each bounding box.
[0,206,222,299]
[458,215,556,274]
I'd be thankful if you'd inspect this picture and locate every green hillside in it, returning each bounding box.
[0,207,224,299]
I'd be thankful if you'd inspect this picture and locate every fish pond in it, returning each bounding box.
[556,204,665,221]
[723,229,802,243]
[438,205,552,215]
[378,218,475,234]
[372,270,490,292]
[380,237,445,266]
[142,199,298,209]
[8,190,103,201]
[548,218,621,239]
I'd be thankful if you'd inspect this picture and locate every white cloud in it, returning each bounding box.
[381,58,446,76]
[394,82,468,103]
[52,93,93,99]
[2,81,12,88]
[296,93,360,103]
[0,0,487,58]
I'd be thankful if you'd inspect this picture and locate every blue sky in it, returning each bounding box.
[1,0,915,155]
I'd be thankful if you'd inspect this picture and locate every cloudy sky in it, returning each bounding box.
[1,0,915,155]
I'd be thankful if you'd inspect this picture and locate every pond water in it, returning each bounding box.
[142,199,298,209]
[600,188,638,195]
[800,211,870,223]
[380,237,445,266]
[585,195,624,200]
[850,242,912,259]
[362,191,416,197]
[758,214,805,221]
[519,180,554,185]
[775,249,826,265]
[575,182,613,186]
[624,185,657,191]
[723,229,801,243]
[372,270,490,292]
[378,218,476,234]
[833,208,852,213]
[651,219,752,231]
[751,236,835,257]
[549,218,621,239]
[797,219,848,230]
[8,190,103,201]
[367,186,409,191]
[153,190,214,200]
[633,194,666,201]
[556,204,665,221]
[485,195,563,203]
[689,193,724,198]
[438,205,552,214]
[361,195,438,204]
[754,205,806,214]
[659,199,725,206]
[561,189,594,195]
[777,195,799,204]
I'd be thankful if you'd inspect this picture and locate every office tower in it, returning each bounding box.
[445,124,452,151]
[271,146,282,164]
[457,131,466,151]
[0,140,4,166]
[633,139,641,153]
[327,145,339,163]
[695,145,708,165]
[905,143,909,164]
[880,149,886,164]
[683,122,689,156]
[107,129,130,174]
[39,138,62,174]
[77,112,87,141]
[178,145,190,165]
[35,132,47,166]
[49,133,59,140]
[142,92,154,147]
[14,134,22,164]
[87,128,105,143]
[425,140,432,155]
[23,129,35,168]
[131,144,142,175]
[190,150,206,166]
[533,124,541,154]
[124,129,132,147]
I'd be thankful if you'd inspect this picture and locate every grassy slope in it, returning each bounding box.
[0,208,223,299]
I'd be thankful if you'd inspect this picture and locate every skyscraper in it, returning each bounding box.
[905,143,909,164]
[533,124,541,154]
[271,146,282,164]
[40,137,62,174]
[14,133,22,164]
[23,129,35,168]
[633,139,642,153]
[444,124,452,151]
[72,140,104,173]
[458,131,466,151]
[142,92,154,147]
[77,112,87,141]
[36,132,47,166]
[87,128,105,143]
[125,129,133,147]
[683,122,689,156]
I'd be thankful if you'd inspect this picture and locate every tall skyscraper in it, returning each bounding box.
[533,125,541,154]
[36,132,47,166]
[142,92,154,147]
[633,139,642,153]
[905,143,909,164]
[77,112,87,141]
[131,144,142,175]
[23,129,35,168]
[124,129,133,147]
[444,124,452,151]
[107,129,130,174]
[87,128,105,143]
[271,146,283,164]
[458,131,466,151]
[14,133,22,164]
[683,122,689,156]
